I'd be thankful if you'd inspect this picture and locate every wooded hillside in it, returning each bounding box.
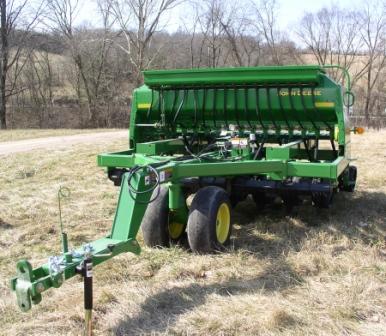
[0,0,385,129]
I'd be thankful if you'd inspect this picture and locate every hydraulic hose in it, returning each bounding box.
[127,165,161,204]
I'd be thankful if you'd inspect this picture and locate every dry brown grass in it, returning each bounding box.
[0,131,385,336]
[0,129,121,142]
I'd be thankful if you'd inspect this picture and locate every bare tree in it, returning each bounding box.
[297,6,365,85]
[46,0,116,126]
[21,49,55,126]
[45,0,95,125]
[219,5,262,67]
[184,0,264,68]
[249,0,283,65]
[359,0,386,122]
[0,0,42,129]
[108,0,181,85]
[185,0,234,68]
[198,0,227,67]
[297,2,386,124]
[180,5,201,68]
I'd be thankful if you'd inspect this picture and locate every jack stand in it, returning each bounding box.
[77,256,93,336]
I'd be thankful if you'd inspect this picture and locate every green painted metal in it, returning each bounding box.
[143,65,324,86]
[131,85,339,137]
[130,65,348,149]
[110,172,151,240]
[287,157,348,179]
[97,150,344,181]
[10,235,140,311]
[11,64,357,313]
[97,150,134,167]
[136,139,185,155]
[168,183,184,210]
[266,147,337,161]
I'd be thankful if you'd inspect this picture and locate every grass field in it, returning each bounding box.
[0,130,385,336]
[0,129,121,142]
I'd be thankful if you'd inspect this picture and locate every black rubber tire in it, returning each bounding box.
[345,166,357,192]
[339,166,357,192]
[187,186,232,253]
[141,186,186,247]
[312,191,333,209]
[141,186,170,247]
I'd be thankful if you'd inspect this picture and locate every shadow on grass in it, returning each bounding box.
[0,218,12,229]
[114,190,385,335]
[233,190,386,252]
[114,258,302,335]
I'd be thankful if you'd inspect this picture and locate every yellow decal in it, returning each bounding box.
[334,125,339,141]
[315,102,335,108]
[138,103,151,109]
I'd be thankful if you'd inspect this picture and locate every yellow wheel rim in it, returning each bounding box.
[216,203,230,244]
[168,221,185,240]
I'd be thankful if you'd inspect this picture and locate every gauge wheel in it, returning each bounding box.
[141,186,186,247]
[187,186,232,253]
[342,166,357,192]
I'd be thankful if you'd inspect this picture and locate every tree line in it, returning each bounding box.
[0,0,385,129]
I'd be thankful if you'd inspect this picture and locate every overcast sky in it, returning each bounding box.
[75,0,367,31]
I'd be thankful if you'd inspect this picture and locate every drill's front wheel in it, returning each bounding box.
[141,186,186,247]
[187,186,232,253]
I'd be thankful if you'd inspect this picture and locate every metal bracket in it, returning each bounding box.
[14,260,41,312]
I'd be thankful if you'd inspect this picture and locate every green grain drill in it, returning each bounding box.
[11,65,361,314]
